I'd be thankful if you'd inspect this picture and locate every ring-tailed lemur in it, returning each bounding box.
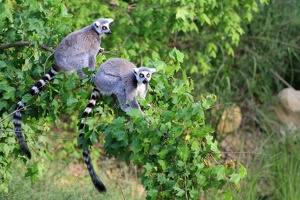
[79,58,156,192]
[13,18,114,159]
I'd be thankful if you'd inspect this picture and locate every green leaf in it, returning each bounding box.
[212,165,226,181]
[1,86,15,100]
[21,93,34,104]
[173,185,185,197]
[147,189,158,199]
[223,191,233,200]
[66,97,78,106]
[0,182,8,193]
[127,108,143,118]
[191,140,200,151]
[60,3,69,16]
[229,173,241,184]
[143,163,153,176]
[206,43,218,58]
[89,132,98,144]
[25,162,44,182]
[51,99,59,112]
[158,160,167,171]
[64,79,76,90]
[238,163,247,178]
[175,49,185,63]
[158,149,169,159]
[176,144,190,162]
[169,48,185,63]
[176,8,189,20]
[0,3,13,23]
[0,60,7,68]
[150,60,165,71]
[199,13,211,25]
[177,160,185,168]
[0,144,11,155]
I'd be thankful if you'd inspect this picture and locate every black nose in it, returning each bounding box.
[105,30,112,34]
[143,80,148,84]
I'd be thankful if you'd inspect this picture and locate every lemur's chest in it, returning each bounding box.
[136,83,147,96]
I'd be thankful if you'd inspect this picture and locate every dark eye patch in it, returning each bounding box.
[139,74,144,78]
[146,73,150,78]
[102,26,107,30]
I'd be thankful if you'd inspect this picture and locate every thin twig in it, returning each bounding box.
[0,111,16,124]
[210,153,219,164]
[25,48,40,69]
[0,129,35,135]
[216,151,269,156]
[270,68,294,89]
[0,104,33,125]
[120,36,130,49]
[116,182,126,200]
[44,53,54,74]
[0,41,55,53]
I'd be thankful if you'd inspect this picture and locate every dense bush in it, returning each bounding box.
[0,0,273,198]
[79,50,247,198]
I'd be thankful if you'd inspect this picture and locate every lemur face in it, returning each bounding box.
[134,68,156,84]
[93,18,114,36]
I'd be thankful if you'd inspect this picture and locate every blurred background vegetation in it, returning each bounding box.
[0,0,300,199]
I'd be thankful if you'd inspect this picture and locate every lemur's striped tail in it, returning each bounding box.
[13,65,60,159]
[83,149,106,192]
[79,88,106,192]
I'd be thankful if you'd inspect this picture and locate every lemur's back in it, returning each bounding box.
[97,58,135,76]
[94,58,137,95]
[54,26,99,59]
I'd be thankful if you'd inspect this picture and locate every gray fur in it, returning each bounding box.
[94,58,156,112]
[54,18,114,78]
[13,18,113,159]
[78,58,156,192]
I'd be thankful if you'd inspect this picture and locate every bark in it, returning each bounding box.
[0,41,55,53]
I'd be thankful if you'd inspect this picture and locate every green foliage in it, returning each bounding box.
[0,0,80,193]
[81,50,245,199]
[64,0,266,74]
[1,0,274,197]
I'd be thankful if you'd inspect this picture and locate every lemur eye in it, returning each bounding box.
[139,74,144,78]
[102,26,107,30]
[146,73,150,78]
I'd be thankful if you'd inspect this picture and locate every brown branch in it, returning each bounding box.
[0,41,55,53]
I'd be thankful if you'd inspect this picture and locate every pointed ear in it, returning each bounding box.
[94,21,100,28]
[107,18,114,24]
[150,68,156,73]
[134,68,138,74]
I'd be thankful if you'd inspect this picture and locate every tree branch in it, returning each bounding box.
[0,41,55,53]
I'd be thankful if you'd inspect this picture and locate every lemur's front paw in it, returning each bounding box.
[98,47,104,55]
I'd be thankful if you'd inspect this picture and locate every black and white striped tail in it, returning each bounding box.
[83,149,106,192]
[79,88,106,192]
[13,65,60,158]
[14,101,31,158]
